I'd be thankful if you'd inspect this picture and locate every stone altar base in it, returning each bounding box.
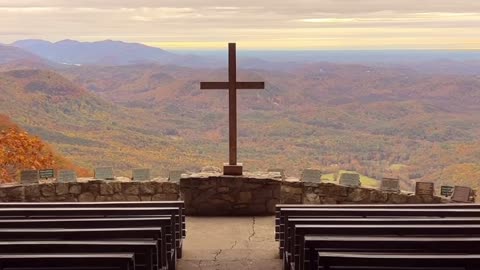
[223,163,243,176]
[180,172,282,216]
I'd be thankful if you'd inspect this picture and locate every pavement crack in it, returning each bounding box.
[230,240,238,249]
[248,216,256,241]
[213,249,222,261]
[197,260,203,270]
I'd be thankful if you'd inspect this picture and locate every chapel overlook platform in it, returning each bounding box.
[0,171,448,215]
[0,169,472,270]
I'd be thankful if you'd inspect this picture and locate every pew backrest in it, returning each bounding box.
[275,203,480,241]
[0,240,156,270]
[0,253,136,270]
[304,236,480,270]
[0,201,186,238]
[292,224,480,270]
[0,227,166,269]
[317,252,480,269]
[279,207,480,244]
[283,216,480,260]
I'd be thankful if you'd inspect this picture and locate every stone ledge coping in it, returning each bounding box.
[0,173,460,214]
[182,171,283,180]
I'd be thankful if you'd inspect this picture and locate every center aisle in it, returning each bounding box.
[177,216,282,270]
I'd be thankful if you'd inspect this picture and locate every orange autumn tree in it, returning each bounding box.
[0,128,55,183]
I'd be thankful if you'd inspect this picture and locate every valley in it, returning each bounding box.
[1,40,480,191]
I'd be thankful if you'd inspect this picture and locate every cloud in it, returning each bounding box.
[297,12,480,26]
[299,18,357,23]
[208,7,241,10]
[0,0,479,49]
[0,7,60,13]
[130,15,152,22]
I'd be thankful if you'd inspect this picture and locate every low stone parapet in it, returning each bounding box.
[0,172,451,214]
[0,180,179,202]
[293,182,444,204]
[180,173,446,215]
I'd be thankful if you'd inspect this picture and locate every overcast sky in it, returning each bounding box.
[0,0,479,50]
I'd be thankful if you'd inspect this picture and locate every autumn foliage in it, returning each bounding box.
[0,114,90,183]
[0,128,55,183]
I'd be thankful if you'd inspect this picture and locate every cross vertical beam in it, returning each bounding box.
[228,43,237,165]
[200,43,265,175]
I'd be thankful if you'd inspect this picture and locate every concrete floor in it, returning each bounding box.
[177,216,282,270]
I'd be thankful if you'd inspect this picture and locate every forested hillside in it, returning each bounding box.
[0,68,227,175]
[0,52,479,190]
[58,63,480,189]
[0,114,88,182]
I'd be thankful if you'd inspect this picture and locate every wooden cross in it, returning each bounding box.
[200,43,265,175]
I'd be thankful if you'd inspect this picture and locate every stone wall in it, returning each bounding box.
[0,173,450,214]
[0,180,179,202]
[284,182,444,204]
[180,173,281,216]
[180,173,447,216]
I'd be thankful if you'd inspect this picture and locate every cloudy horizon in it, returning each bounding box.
[1,0,479,50]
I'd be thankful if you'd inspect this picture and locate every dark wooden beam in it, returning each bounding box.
[201,81,265,90]
[236,82,265,89]
[228,43,237,165]
[200,82,229,89]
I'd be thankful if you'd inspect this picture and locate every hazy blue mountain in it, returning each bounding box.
[0,44,57,71]
[9,39,480,70]
[0,44,44,64]
[12,39,178,66]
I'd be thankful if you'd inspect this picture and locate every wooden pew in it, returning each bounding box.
[0,217,173,270]
[0,217,174,251]
[0,227,171,270]
[0,201,186,238]
[0,207,179,220]
[278,207,480,259]
[0,241,156,270]
[292,224,480,270]
[284,216,480,268]
[305,236,480,270]
[0,202,186,258]
[0,253,136,270]
[275,203,480,243]
[317,252,480,270]
[0,216,173,229]
[276,204,480,242]
[0,207,181,260]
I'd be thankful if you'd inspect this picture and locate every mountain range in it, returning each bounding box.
[0,39,479,191]
[12,39,175,66]
[8,39,225,68]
